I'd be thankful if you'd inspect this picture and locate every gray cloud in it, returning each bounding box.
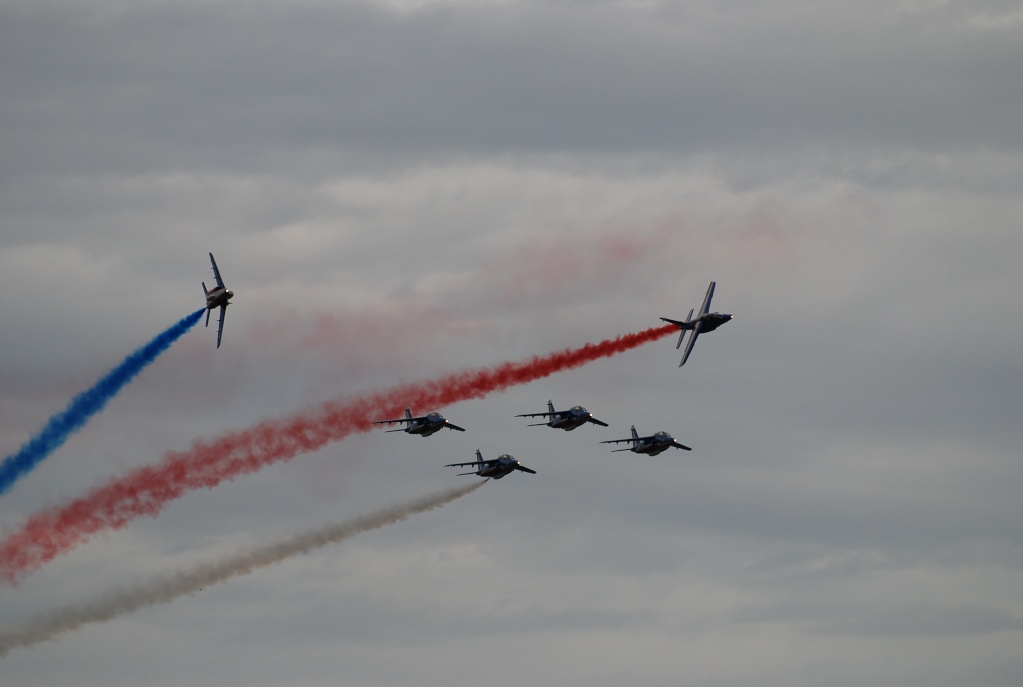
[3,0,1021,183]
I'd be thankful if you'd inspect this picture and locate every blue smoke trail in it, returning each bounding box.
[0,309,205,495]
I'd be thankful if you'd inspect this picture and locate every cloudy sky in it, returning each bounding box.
[2,0,1021,684]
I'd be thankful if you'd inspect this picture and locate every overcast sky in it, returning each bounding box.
[1,0,1022,685]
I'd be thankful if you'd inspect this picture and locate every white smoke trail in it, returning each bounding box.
[0,480,486,657]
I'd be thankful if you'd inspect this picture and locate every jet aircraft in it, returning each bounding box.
[516,400,609,431]
[373,407,466,436]
[202,252,234,348]
[660,281,732,367]
[601,425,692,455]
[446,449,536,479]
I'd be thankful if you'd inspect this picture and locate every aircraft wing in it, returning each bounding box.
[604,435,662,453]
[209,253,226,289]
[699,281,716,315]
[671,440,693,451]
[373,418,414,425]
[215,304,226,349]
[446,460,492,468]
[443,422,467,432]
[515,464,537,474]
[586,417,610,427]
[518,411,556,427]
[678,322,701,367]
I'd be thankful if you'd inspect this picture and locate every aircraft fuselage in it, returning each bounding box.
[479,457,522,479]
[405,411,455,436]
[631,431,682,456]
[405,421,444,437]
[695,312,731,333]
[671,312,731,333]
[632,442,672,456]
[206,287,233,310]
[548,411,591,431]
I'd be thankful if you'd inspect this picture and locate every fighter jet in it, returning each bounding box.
[601,425,692,455]
[202,253,234,348]
[660,281,732,367]
[446,449,536,479]
[373,407,466,437]
[516,400,609,431]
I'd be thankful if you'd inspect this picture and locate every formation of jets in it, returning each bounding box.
[199,261,730,479]
[373,398,691,478]
[365,280,731,479]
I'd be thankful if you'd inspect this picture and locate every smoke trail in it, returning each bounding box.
[0,324,675,583]
[0,480,484,657]
[0,310,206,496]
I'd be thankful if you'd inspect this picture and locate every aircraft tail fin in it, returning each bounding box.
[630,425,639,442]
[404,407,413,420]
[205,307,211,328]
[475,449,484,473]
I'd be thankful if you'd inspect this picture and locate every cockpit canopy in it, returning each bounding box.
[571,405,587,413]
[426,411,442,420]
[653,431,671,441]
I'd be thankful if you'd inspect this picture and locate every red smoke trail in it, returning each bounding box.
[0,324,675,584]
